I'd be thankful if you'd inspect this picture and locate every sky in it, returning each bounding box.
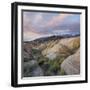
[23,11,80,41]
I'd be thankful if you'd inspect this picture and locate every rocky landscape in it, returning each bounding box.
[22,35,80,77]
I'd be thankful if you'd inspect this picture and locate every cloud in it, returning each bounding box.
[23,12,42,34]
[24,31,41,41]
[23,11,80,41]
[45,14,72,28]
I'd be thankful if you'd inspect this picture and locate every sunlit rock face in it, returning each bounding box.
[61,49,80,75]
[42,37,80,60]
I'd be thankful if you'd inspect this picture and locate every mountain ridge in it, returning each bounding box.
[24,33,80,43]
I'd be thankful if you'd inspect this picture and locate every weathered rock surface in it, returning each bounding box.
[23,36,80,77]
[42,37,80,60]
[23,60,44,77]
[61,49,80,75]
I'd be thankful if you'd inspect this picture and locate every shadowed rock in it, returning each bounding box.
[23,60,44,77]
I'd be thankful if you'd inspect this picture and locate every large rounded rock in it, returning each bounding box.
[61,49,80,75]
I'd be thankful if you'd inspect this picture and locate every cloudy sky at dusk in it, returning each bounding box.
[23,11,80,41]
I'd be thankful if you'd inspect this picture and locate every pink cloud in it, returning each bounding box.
[46,14,72,28]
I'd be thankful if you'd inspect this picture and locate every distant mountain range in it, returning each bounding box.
[24,33,80,43]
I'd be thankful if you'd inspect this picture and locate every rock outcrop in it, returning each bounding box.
[23,60,44,77]
[42,37,80,60]
[23,36,80,77]
[61,49,80,75]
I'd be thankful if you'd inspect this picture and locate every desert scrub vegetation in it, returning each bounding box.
[23,37,80,76]
[60,69,66,75]
[24,47,67,76]
[31,48,48,63]
[40,56,66,76]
